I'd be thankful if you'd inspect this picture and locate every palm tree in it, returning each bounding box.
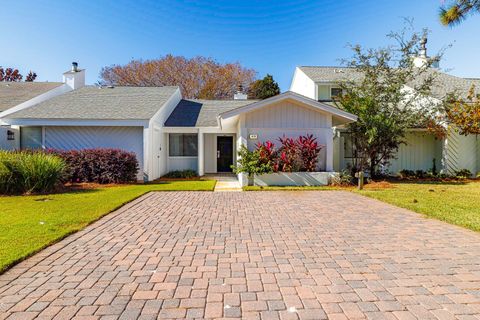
[440,0,480,26]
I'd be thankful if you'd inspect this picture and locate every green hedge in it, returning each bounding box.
[0,151,65,194]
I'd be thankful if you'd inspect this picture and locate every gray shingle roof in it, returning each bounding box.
[299,66,480,100]
[0,82,63,113]
[6,86,179,120]
[165,99,256,127]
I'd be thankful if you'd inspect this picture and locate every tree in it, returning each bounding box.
[0,67,37,82]
[443,86,480,135]
[247,74,280,99]
[335,28,439,177]
[440,0,480,26]
[25,71,37,82]
[100,55,256,100]
[0,67,23,82]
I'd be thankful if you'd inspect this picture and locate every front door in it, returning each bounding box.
[217,136,233,172]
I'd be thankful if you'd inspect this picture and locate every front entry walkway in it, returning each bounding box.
[205,173,242,192]
[1,191,480,319]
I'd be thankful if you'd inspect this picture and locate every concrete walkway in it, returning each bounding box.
[206,174,242,192]
[1,191,480,319]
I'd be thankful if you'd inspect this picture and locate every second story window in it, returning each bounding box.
[331,87,342,99]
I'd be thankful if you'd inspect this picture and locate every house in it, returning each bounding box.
[0,63,357,184]
[290,45,480,176]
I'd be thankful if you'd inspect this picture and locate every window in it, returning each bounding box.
[20,127,42,149]
[331,87,342,99]
[169,133,198,156]
[343,133,357,159]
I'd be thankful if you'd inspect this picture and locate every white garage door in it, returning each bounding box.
[44,126,144,180]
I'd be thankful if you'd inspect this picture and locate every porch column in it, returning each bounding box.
[198,129,204,176]
[325,129,334,172]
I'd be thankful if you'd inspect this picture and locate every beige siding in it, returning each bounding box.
[245,100,331,128]
[388,132,442,174]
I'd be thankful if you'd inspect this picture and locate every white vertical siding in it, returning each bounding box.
[44,126,144,180]
[443,130,478,175]
[245,100,330,128]
[338,131,443,174]
[0,126,20,150]
[289,68,316,100]
[204,134,216,173]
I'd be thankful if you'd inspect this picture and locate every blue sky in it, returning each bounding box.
[1,0,479,91]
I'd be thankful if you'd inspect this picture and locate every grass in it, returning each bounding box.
[356,181,480,232]
[0,180,216,273]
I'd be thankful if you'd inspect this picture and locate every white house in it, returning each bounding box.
[290,50,480,176]
[0,63,357,184]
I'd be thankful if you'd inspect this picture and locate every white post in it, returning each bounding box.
[325,129,334,172]
[198,129,204,176]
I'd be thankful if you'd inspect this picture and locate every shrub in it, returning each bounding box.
[256,141,278,171]
[163,170,198,179]
[331,170,354,186]
[297,134,322,172]
[455,169,472,179]
[0,151,65,194]
[398,169,416,179]
[232,145,273,185]
[49,149,139,184]
[277,136,302,172]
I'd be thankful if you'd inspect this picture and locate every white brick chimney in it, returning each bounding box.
[63,62,85,90]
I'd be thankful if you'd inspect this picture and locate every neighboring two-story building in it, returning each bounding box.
[290,58,480,176]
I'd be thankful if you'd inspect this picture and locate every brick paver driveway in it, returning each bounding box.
[1,191,480,320]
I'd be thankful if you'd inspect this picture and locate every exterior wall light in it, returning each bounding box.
[7,130,15,141]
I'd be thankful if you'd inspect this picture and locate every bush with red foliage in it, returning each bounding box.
[297,134,322,172]
[49,149,139,184]
[277,136,302,172]
[254,134,324,172]
[256,140,278,171]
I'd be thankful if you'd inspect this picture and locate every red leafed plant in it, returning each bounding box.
[277,136,302,172]
[256,140,279,171]
[297,134,323,172]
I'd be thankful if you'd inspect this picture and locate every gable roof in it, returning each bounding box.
[0,82,63,113]
[5,86,179,120]
[220,91,357,124]
[298,66,480,100]
[165,99,256,127]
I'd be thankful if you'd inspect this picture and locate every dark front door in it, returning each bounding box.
[217,136,233,172]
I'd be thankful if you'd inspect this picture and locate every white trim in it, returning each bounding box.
[198,129,204,176]
[2,119,150,127]
[219,91,357,122]
[162,126,237,134]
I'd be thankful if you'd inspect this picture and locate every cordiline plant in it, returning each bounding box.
[278,136,301,172]
[297,134,323,172]
[256,140,278,172]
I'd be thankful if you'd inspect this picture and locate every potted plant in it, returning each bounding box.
[232,145,273,186]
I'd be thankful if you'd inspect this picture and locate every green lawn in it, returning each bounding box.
[0,180,216,273]
[357,181,480,232]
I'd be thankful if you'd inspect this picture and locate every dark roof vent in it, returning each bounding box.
[71,62,78,72]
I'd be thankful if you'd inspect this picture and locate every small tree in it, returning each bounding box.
[445,85,480,135]
[335,27,439,177]
[231,145,273,186]
[25,71,37,82]
[247,74,280,100]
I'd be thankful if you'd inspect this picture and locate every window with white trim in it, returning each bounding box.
[169,133,198,156]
